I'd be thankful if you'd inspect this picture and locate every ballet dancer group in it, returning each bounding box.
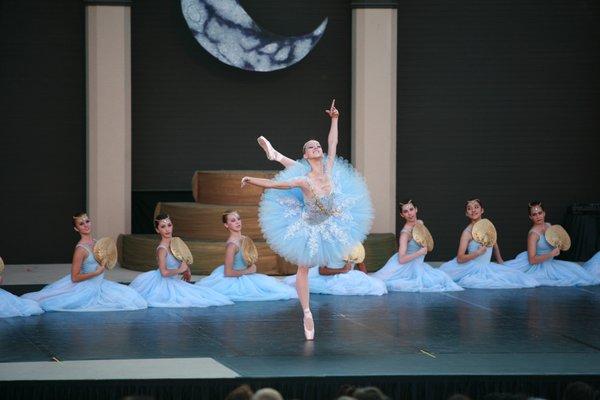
[2,102,600,342]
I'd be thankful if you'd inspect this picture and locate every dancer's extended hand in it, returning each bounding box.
[325,99,339,118]
[241,177,251,188]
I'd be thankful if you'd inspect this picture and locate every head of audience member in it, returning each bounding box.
[252,388,284,400]
[351,386,390,400]
[225,384,254,400]
[562,381,598,400]
[447,395,472,400]
[483,393,528,400]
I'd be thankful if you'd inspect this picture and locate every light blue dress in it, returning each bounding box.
[504,227,599,286]
[283,259,387,296]
[1,288,43,318]
[372,228,463,292]
[439,227,539,289]
[130,245,233,307]
[22,244,147,312]
[583,251,600,278]
[259,156,374,267]
[196,244,297,301]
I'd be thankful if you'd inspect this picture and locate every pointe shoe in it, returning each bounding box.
[257,136,282,162]
[303,309,315,341]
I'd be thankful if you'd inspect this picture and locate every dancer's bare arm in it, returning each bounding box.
[324,99,339,172]
[241,176,307,190]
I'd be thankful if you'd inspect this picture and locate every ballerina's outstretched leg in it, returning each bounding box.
[257,136,296,168]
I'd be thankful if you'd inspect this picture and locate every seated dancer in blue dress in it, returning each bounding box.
[283,243,387,296]
[0,257,43,318]
[439,199,539,289]
[503,202,599,286]
[130,214,233,308]
[243,100,374,339]
[22,213,147,311]
[372,200,462,292]
[583,251,600,279]
[197,210,297,301]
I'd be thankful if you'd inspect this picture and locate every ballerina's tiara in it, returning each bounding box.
[73,213,89,223]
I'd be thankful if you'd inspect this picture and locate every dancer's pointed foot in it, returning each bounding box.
[257,136,282,162]
[303,308,314,341]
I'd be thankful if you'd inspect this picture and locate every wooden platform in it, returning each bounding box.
[192,170,276,205]
[119,233,397,275]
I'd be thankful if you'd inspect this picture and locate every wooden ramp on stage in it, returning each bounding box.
[1,286,600,399]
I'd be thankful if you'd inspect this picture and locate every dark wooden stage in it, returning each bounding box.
[1,285,600,399]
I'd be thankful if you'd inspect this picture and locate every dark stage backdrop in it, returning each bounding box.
[0,1,85,263]
[396,0,600,260]
[132,0,351,192]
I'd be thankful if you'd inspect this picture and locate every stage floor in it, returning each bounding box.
[2,286,600,381]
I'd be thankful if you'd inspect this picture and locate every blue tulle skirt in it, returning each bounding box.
[21,274,147,312]
[196,266,297,301]
[130,270,233,308]
[373,253,463,292]
[504,252,600,287]
[284,267,387,296]
[439,258,539,289]
[583,251,600,279]
[1,288,43,318]
[259,157,373,267]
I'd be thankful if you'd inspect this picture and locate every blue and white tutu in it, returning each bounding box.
[504,231,599,287]
[373,238,463,292]
[284,261,387,296]
[197,248,297,301]
[440,239,539,289]
[583,251,600,279]
[130,245,233,308]
[1,288,43,318]
[22,244,147,312]
[259,156,373,267]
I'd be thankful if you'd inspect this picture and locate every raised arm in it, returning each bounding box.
[324,99,339,172]
[241,176,306,190]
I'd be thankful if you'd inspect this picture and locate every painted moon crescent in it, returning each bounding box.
[181,0,328,72]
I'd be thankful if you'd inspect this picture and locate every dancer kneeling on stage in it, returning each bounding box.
[0,257,44,317]
[373,200,462,292]
[196,210,297,301]
[284,243,387,296]
[129,214,233,308]
[503,202,599,286]
[439,199,539,289]
[22,213,147,311]
[242,100,374,339]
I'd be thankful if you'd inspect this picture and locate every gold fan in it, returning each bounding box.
[412,222,434,252]
[170,237,194,265]
[545,225,571,251]
[240,236,259,265]
[472,219,497,247]
[93,237,118,270]
[344,243,366,264]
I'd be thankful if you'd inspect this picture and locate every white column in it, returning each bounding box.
[86,2,131,239]
[352,1,398,233]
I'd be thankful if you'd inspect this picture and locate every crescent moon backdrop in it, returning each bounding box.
[181,0,328,72]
